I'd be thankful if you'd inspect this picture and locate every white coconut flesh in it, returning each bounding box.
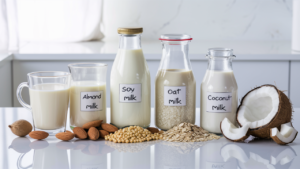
[237,86,280,129]
[221,118,250,140]
[271,122,298,143]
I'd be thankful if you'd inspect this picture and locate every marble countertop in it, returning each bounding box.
[1,107,300,169]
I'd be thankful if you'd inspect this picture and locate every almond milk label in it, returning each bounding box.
[206,92,232,113]
[119,84,142,103]
[81,91,103,111]
[164,86,186,106]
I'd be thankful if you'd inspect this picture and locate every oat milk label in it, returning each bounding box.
[164,86,186,106]
[206,92,232,113]
[81,91,103,111]
[119,84,142,103]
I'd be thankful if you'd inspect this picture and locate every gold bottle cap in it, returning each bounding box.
[117,27,143,35]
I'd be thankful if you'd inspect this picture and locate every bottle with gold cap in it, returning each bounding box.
[110,27,151,128]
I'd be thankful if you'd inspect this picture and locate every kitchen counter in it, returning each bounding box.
[1,108,300,169]
[12,40,300,61]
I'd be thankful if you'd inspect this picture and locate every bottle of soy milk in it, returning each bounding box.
[201,48,238,133]
[110,27,151,128]
[155,34,196,130]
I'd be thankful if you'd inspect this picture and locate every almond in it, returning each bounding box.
[82,120,103,129]
[88,127,99,140]
[147,127,159,134]
[29,131,49,140]
[73,127,88,139]
[99,130,109,138]
[101,123,118,133]
[56,132,75,141]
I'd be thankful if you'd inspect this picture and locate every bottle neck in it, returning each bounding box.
[159,41,192,70]
[207,57,233,71]
[119,34,141,50]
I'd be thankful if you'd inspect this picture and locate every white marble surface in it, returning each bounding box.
[1,108,300,169]
[102,0,293,41]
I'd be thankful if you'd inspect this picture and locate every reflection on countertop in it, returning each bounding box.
[6,136,299,169]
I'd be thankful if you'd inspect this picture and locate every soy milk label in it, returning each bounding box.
[206,92,232,113]
[164,86,186,106]
[80,91,103,111]
[119,84,142,103]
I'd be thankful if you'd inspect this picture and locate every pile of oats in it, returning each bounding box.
[160,122,221,142]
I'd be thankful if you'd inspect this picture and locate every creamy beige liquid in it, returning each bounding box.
[70,82,106,127]
[201,70,238,133]
[29,84,69,130]
[110,49,151,128]
[155,69,196,130]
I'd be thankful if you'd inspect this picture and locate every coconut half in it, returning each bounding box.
[236,85,292,139]
[270,122,298,145]
[221,118,250,142]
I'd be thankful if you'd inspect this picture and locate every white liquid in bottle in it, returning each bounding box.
[200,48,238,134]
[201,70,238,133]
[111,49,151,128]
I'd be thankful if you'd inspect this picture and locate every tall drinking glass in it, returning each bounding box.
[16,71,71,135]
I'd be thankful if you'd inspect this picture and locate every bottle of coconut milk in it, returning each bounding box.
[110,27,151,128]
[155,34,196,130]
[200,48,238,134]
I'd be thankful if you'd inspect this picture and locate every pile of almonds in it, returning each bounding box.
[26,120,119,141]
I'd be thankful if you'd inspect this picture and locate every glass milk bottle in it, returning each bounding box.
[155,34,196,130]
[200,48,238,133]
[68,63,107,128]
[110,27,151,128]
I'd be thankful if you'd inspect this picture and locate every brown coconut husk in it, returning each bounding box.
[236,84,292,139]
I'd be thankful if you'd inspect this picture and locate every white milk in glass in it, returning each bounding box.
[29,83,69,130]
[111,49,151,128]
[70,81,106,127]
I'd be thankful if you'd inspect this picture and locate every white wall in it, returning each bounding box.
[102,0,292,41]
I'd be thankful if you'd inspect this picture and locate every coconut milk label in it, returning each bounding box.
[206,92,232,113]
[80,91,103,111]
[164,86,186,106]
[119,84,142,103]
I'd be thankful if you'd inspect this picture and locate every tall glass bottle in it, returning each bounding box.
[155,34,196,130]
[110,27,151,128]
[200,48,238,133]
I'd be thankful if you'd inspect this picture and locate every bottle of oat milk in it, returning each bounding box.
[110,27,151,128]
[155,34,196,130]
[200,48,238,134]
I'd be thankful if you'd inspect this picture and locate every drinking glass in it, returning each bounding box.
[16,71,71,135]
[68,63,107,128]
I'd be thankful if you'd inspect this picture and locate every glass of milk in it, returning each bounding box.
[110,27,151,128]
[155,34,196,130]
[16,71,71,135]
[200,48,238,134]
[68,63,107,128]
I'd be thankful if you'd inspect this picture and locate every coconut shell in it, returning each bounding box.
[236,85,292,139]
[270,128,298,145]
